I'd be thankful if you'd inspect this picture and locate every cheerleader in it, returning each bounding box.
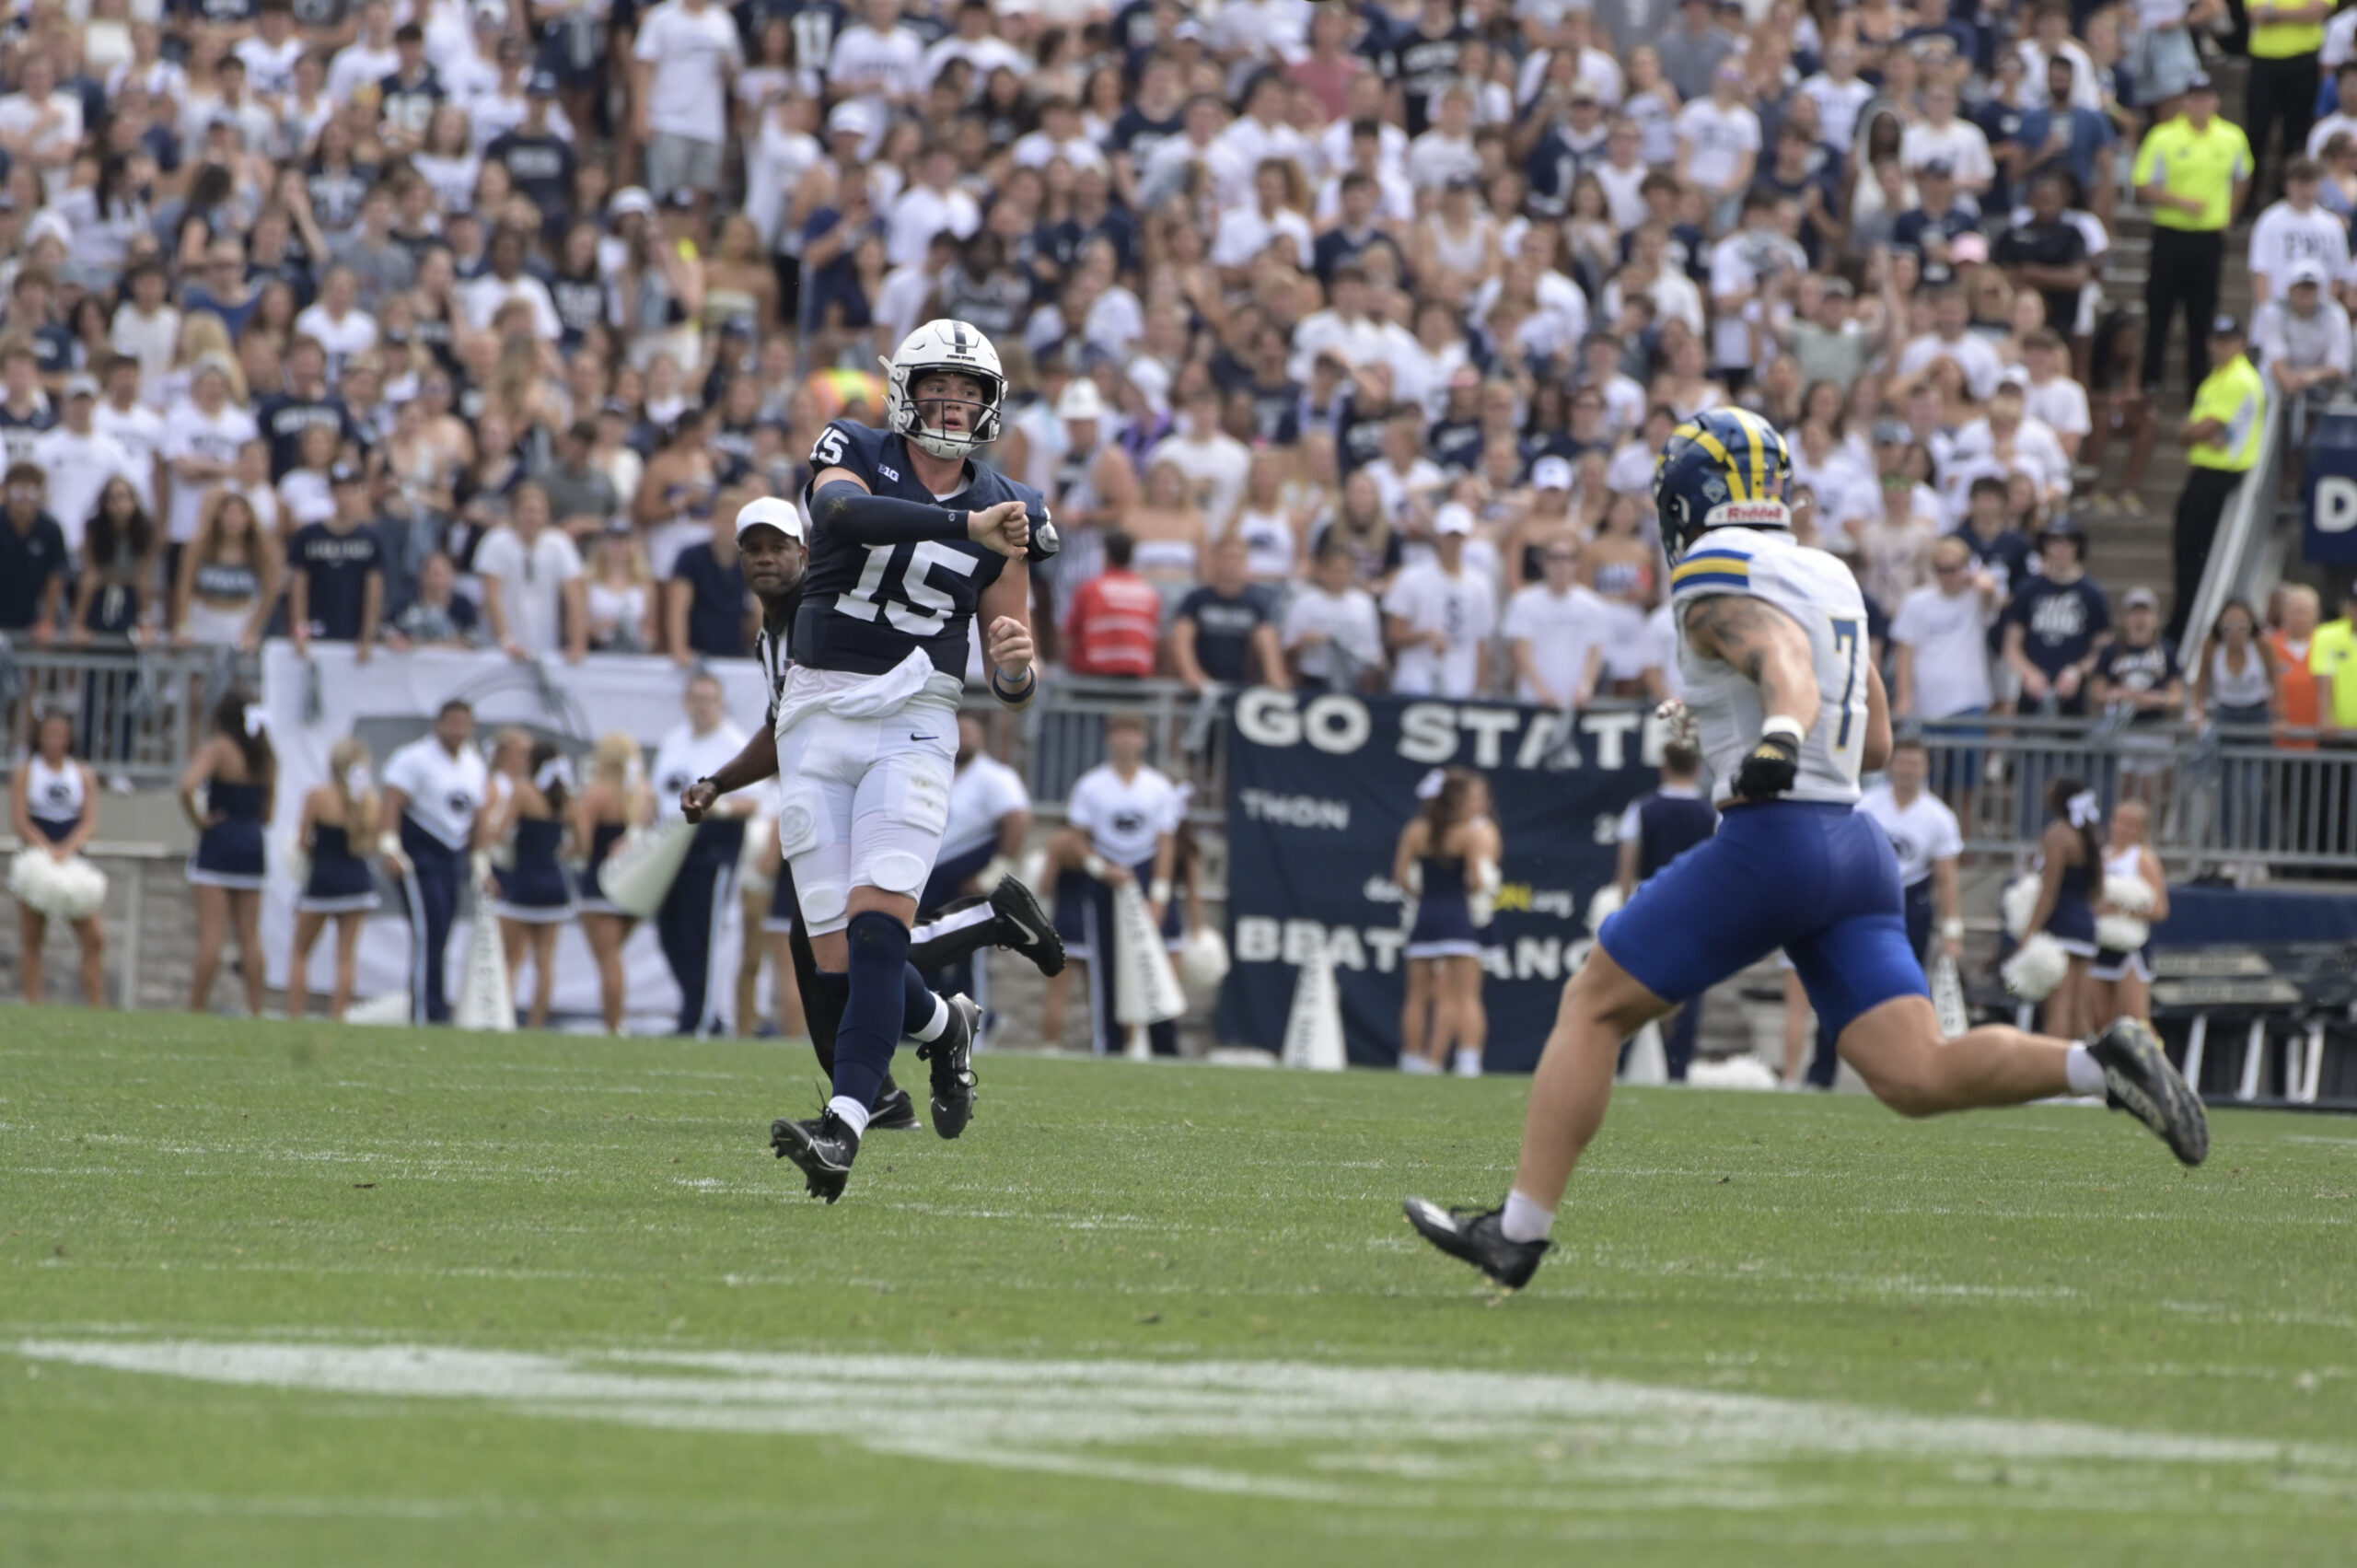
[10,710,107,1006]
[2021,775,2102,1042]
[2091,800,2170,1026]
[486,734,577,1031]
[1394,768,1502,1077]
[179,690,274,1016]
[572,732,648,1033]
[288,737,383,1020]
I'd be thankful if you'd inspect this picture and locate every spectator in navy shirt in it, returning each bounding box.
[2002,517,2111,715]
[1889,160,1980,268]
[0,461,67,638]
[665,507,752,663]
[1171,535,1286,691]
[285,463,385,658]
[255,336,354,480]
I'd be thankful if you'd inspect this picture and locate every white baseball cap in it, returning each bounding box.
[1530,456,1573,492]
[735,494,806,544]
[1434,503,1476,537]
[1055,377,1105,422]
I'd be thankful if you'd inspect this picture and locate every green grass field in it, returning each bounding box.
[4,1011,2354,1566]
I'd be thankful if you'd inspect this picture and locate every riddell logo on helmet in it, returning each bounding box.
[1712,502,1787,524]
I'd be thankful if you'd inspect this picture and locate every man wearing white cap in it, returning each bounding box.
[1383,502,1496,698]
[160,354,258,560]
[1047,374,1135,538]
[2253,260,2353,400]
[30,376,132,555]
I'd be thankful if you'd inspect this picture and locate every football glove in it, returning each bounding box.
[1731,718,1803,800]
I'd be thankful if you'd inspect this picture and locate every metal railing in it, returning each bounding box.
[0,639,259,789]
[1917,712,2353,872]
[2177,394,2285,671]
[1014,675,1233,826]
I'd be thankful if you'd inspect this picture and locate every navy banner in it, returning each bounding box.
[2303,407,2357,567]
[1216,691,1662,1072]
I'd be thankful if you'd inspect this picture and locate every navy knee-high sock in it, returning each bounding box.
[834,912,909,1109]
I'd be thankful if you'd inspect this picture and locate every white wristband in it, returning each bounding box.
[1941,918,1965,940]
[1761,715,1805,745]
[1083,854,1109,880]
[1149,877,1172,903]
[377,831,402,858]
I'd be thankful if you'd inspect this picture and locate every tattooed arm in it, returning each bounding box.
[1680,594,1824,738]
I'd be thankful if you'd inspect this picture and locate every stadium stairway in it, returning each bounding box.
[2082,55,2258,621]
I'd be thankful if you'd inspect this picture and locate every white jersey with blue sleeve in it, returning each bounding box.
[1669,527,1871,807]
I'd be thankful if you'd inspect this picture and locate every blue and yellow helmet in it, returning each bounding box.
[1654,407,1793,563]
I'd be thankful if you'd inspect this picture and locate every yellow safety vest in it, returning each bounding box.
[2132,116,2254,232]
[2249,0,2327,60]
[2188,354,2267,472]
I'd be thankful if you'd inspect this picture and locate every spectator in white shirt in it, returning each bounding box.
[290,266,379,379]
[1898,284,2007,401]
[1211,159,1316,284]
[1011,96,1109,173]
[460,226,563,339]
[0,57,84,203]
[475,483,588,663]
[1673,63,1761,216]
[2253,262,2354,400]
[1503,536,1610,708]
[1800,40,1875,150]
[887,143,981,270]
[2247,157,2351,306]
[1900,83,1995,195]
[1383,504,1496,698]
[1891,535,2000,722]
[1283,538,1387,690]
[1950,382,2073,507]
[2020,330,2093,460]
[1145,382,1254,535]
[1406,83,1482,192]
[633,0,743,215]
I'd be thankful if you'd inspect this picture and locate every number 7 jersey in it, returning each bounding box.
[795,418,1046,677]
[1668,527,1871,807]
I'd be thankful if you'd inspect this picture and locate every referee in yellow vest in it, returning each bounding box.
[2247,0,2329,201]
[2134,73,2253,398]
[2169,314,2268,645]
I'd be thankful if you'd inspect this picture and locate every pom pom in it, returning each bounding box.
[2001,873,2042,941]
[1686,1055,1781,1091]
[10,852,108,921]
[2002,934,2071,1001]
[2096,913,2151,954]
[1178,927,1229,993]
[1585,882,1625,935]
[2103,873,2156,916]
[1414,767,1446,801]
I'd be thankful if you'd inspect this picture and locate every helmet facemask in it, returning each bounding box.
[887,362,1004,460]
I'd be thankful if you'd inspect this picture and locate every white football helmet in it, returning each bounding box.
[882,319,1004,460]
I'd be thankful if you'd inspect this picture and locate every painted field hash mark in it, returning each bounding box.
[15,1338,2352,1516]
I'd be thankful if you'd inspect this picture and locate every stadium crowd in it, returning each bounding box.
[0,0,2351,761]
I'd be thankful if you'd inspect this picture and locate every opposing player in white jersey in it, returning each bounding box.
[761,319,1056,1202]
[1408,407,2208,1290]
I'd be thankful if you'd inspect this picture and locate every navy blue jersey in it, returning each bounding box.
[795,420,1036,678]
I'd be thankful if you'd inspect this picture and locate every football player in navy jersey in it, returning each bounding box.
[682,328,1061,1197]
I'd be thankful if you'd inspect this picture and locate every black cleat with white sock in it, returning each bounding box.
[772,1110,861,1202]
[1402,1198,1550,1289]
[2088,1016,2209,1166]
[988,876,1064,977]
[866,1085,922,1132]
[918,993,981,1140]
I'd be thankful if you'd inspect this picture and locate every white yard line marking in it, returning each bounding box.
[13,1338,2350,1513]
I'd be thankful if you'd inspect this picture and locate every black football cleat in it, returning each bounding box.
[917,994,981,1140]
[2088,1016,2209,1167]
[771,1111,861,1202]
[988,876,1065,977]
[866,1084,922,1132]
[1403,1198,1550,1290]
